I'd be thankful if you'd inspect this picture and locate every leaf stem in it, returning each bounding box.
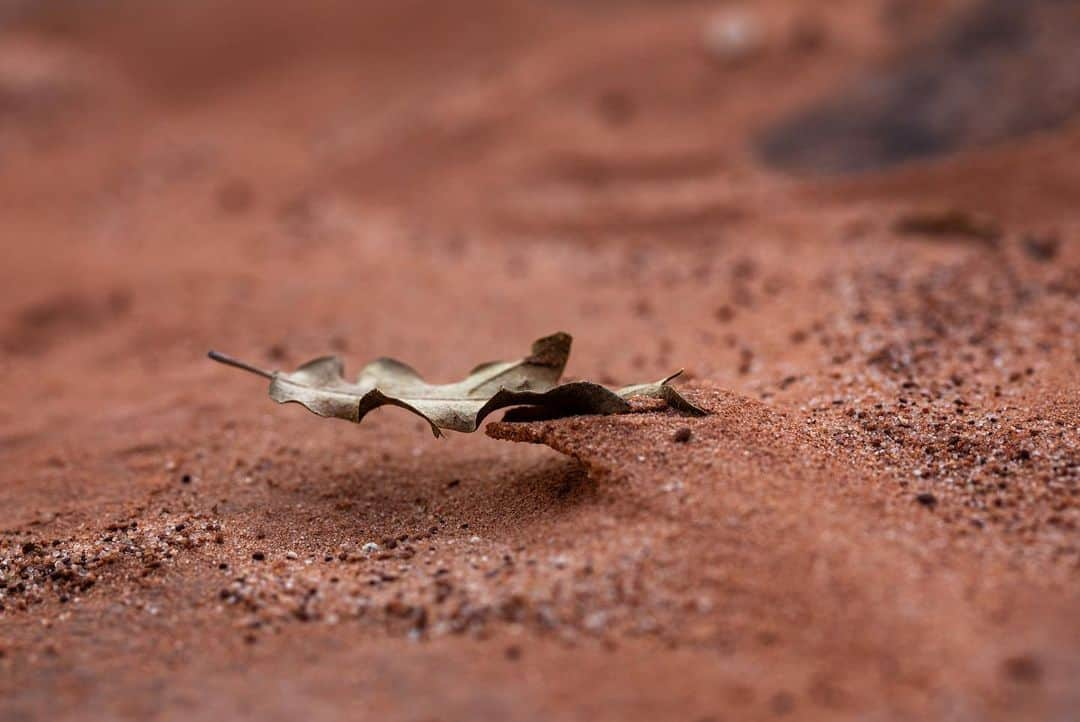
[207,350,274,380]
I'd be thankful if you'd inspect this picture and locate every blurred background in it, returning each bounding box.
[4,0,1080,438]
[2,0,1079,417]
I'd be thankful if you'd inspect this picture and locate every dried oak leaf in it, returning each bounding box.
[208,332,705,437]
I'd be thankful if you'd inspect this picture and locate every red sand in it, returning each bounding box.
[0,2,1077,720]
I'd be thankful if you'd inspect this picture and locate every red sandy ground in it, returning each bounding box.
[0,1,1077,720]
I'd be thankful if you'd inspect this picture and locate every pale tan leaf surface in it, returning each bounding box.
[208,332,705,437]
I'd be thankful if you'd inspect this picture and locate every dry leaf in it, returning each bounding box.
[209,332,706,437]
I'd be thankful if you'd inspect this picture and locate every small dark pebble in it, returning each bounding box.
[673,427,693,443]
[180,474,192,484]
[252,551,266,561]
[1002,654,1043,683]
[1022,232,1059,262]
[915,493,938,508]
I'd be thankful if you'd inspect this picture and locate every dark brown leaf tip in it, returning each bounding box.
[524,331,573,368]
